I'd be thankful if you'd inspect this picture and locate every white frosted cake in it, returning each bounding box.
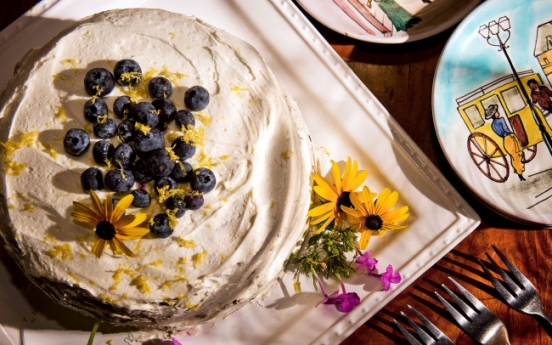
[0,8,313,328]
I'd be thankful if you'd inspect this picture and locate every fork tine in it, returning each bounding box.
[393,318,424,345]
[408,305,447,340]
[491,244,533,287]
[400,310,435,344]
[438,280,479,320]
[484,253,523,295]
[447,277,488,312]
[478,258,516,302]
[434,291,471,327]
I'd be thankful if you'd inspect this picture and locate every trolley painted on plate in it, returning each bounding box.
[456,70,552,182]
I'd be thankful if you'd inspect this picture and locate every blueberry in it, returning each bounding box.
[134,128,164,157]
[174,109,195,129]
[184,194,204,210]
[152,98,177,131]
[63,128,90,156]
[92,140,114,165]
[165,195,185,218]
[113,96,134,120]
[84,68,115,97]
[190,168,216,193]
[184,85,209,111]
[171,137,196,161]
[146,148,176,177]
[150,213,173,238]
[131,189,151,208]
[83,98,108,123]
[93,118,117,139]
[113,143,136,169]
[170,161,192,183]
[104,169,135,192]
[148,77,172,99]
[133,102,159,127]
[132,159,154,184]
[117,120,135,143]
[81,167,104,191]
[154,176,178,194]
[114,59,142,86]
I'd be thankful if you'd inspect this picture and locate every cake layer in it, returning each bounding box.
[0,8,313,328]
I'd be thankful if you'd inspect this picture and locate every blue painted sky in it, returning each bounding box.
[434,0,552,137]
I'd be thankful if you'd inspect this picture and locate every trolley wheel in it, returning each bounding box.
[522,145,537,163]
[467,132,509,183]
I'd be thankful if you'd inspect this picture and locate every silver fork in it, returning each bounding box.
[435,277,510,345]
[393,305,455,345]
[478,244,552,326]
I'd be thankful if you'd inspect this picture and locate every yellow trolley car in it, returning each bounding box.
[456,70,552,182]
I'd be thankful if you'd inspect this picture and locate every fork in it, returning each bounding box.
[435,277,510,345]
[478,244,552,327]
[393,305,455,345]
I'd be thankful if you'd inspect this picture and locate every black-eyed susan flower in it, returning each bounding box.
[341,186,409,250]
[308,157,368,233]
[72,190,149,258]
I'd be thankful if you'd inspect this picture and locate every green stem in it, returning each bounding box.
[86,320,101,345]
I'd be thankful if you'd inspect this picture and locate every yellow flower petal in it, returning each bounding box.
[381,223,408,231]
[313,174,337,196]
[71,213,101,226]
[349,192,366,214]
[340,158,352,192]
[310,213,333,225]
[117,226,150,240]
[380,206,409,223]
[111,194,134,222]
[314,213,335,234]
[89,191,104,219]
[73,201,101,221]
[108,239,117,254]
[358,230,371,250]
[116,213,149,229]
[92,239,107,257]
[361,186,375,215]
[341,205,363,218]
[331,160,342,193]
[308,202,334,217]
[375,188,398,215]
[313,185,338,202]
[112,237,135,257]
[349,170,368,191]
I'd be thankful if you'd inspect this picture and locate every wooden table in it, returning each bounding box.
[2,1,551,344]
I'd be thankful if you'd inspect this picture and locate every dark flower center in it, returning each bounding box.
[96,220,116,240]
[337,191,352,209]
[364,215,383,230]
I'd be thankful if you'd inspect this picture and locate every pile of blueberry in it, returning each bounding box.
[63,59,216,238]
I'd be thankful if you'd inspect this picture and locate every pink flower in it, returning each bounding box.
[381,264,401,291]
[355,249,378,273]
[172,338,182,345]
[315,276,360,313]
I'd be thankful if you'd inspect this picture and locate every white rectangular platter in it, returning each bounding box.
[0,0,480,344]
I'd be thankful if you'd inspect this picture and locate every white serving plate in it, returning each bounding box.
[0,0,480,344]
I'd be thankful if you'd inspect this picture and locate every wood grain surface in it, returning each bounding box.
[1,1,552,344]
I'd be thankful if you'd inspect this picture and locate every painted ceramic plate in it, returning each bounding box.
[434,0,552,227]
[296,0,481,44]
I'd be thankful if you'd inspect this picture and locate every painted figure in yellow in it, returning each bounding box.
[485,104,525,181]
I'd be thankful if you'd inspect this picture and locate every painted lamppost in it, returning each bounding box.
[479,16,552,156]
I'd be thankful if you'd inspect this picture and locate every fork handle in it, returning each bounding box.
[535,309,552,327]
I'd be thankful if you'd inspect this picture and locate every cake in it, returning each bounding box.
[0,8,313,328]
